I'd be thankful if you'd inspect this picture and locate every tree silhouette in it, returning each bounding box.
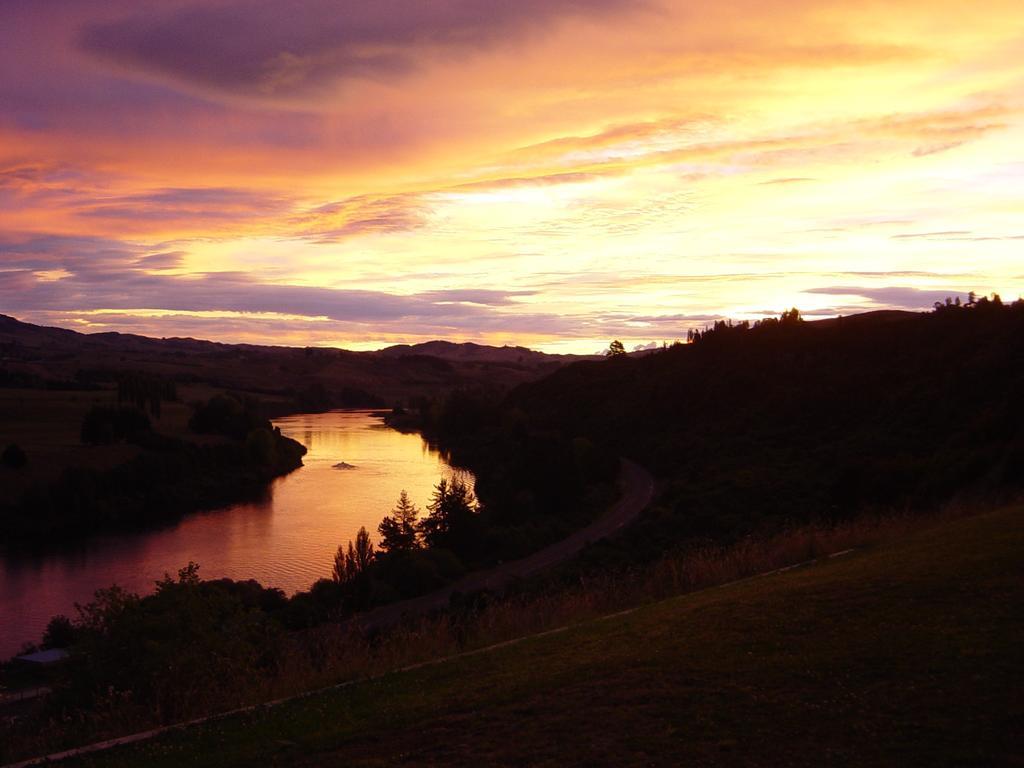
[42,614,76,648]
[332,526,375,583]
[419,475,478,551]
[606,339,627,357]
[779,307,803,325]
[378,490,420,552]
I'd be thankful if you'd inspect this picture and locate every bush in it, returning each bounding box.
[62,564,284,720]
[42,615,76,648]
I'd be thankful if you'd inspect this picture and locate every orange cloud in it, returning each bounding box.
[0,0,1021,351]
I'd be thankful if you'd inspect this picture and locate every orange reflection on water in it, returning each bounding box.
[0,411,466,658]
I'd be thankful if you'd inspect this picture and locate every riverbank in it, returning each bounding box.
[0,387,306,548]
[0,445,638,754]
[0,410,458,661]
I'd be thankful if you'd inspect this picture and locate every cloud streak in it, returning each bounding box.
[80,0,644,100]
[805,285,967,310]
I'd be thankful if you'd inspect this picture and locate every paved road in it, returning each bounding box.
[353,458,655,631]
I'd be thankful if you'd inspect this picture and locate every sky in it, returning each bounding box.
[1,0,1022,353]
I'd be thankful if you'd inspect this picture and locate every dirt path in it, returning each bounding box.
[353,458,655,631]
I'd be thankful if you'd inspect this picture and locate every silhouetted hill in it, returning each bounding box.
[809,308,919,327]
[0,314,583,408]
[378,339,595,365]
[425,301,1024,563]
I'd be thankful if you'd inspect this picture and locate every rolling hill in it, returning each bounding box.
[0,314,584,409]
[38,501,1024,767]
[495,301,1024,558]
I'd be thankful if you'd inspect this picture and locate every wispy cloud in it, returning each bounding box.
[760,177,816,185]
[80,0,645,101]
[292,193,429,242]
[805,285,966,309]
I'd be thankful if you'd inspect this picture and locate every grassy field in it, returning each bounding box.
[53,503,1022,767]
[0,388,146,493]
[0,384,283,495]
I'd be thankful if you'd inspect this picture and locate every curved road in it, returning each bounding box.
[353,458,655,631]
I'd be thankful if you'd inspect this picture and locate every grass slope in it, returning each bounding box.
[58,504,1023,767]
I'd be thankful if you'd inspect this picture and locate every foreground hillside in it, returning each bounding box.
[53,503,1022,767]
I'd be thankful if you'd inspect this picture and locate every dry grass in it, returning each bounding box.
[95,500,1022,768]
[196,504,984,709]
[0,502,993,764]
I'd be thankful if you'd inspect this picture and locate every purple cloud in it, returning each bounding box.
[80,0,643,99]
[0,236,568,336]
[79,187,291,222]
[805,285,966,309]
[1,235,141,276]
[134,251,187,270]
[418,289,533,306]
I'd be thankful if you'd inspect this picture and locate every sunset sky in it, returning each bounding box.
[1,0,1022,353]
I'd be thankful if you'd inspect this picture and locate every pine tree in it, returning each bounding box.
[378,490,420,552]
[332,526,375,583]
[419,475,477,551]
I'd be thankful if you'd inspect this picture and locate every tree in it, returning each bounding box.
[332,526,375,583]
[188,393,265,440]
[42,614,76,648]
[779,307,803,325]
[378,490,420,552]
[606,339,627,357]
[157,561,202,591]
[419,475,478,551]
[117,372,177,417]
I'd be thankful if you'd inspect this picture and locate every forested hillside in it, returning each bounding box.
[443,299,1024,562]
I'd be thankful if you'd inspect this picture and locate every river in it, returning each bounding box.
[0,410,466,659]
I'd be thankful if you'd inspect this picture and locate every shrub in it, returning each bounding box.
[42,615,76,648]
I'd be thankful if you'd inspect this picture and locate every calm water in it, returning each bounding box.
[0,410,465,659]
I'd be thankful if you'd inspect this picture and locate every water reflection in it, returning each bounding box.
[0,410,464,658]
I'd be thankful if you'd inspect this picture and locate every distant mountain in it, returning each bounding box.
[378,340,594,365]
[0,314,586,409]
